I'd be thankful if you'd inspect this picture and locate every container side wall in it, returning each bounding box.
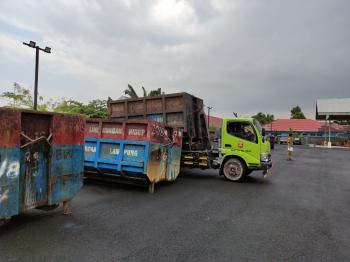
[50,144,84,204]
[0,147,20,219]
[147,114,164,123]
[101,122,124,140]
[146,98,163,113]
[84,139,149,179]
[109,102,126,117]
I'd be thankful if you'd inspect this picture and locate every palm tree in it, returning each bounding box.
[124,84,163,98]
[147,88,162,97]
[124,84,139,98]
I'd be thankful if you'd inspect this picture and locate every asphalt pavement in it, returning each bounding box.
[1,145,350,261]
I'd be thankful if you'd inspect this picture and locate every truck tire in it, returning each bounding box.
[222,158,246,181]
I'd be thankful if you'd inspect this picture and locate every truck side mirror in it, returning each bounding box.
[262,128,266,137]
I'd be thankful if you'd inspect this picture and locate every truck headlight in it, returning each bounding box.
[260,153,270,162]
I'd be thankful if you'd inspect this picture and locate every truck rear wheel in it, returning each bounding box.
[222,158,246,181]
[0,217,11,226]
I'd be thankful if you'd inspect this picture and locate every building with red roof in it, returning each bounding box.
[264,119,321,133]
[264,119,348,139]
[208,115,223,129]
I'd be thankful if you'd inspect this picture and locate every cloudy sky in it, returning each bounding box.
[0,0,349,118]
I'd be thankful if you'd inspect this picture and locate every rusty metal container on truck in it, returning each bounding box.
[0,108,85,223]
[107,92,211,168]
[84,118,183,193]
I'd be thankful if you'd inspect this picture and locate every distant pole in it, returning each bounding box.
[270,121,272,136]
[207,106,213,127]
[327,114,331,148]
[23,41,51,110]
[34,47,39,110]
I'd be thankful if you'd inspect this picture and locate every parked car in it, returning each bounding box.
[279,136,288,144]
[293,137,302,145]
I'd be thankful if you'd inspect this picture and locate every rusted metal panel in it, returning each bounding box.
[127,100,144,115]
[0,109,21,148]
[165,95,184,112]
[0,108,84,220]
[166,113,184,127]
[109,102,125,117]
[52,114,85,145]
[146,98,163,113]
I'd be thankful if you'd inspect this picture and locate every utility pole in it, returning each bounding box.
[207,106,213,127]
[23,41,51,110]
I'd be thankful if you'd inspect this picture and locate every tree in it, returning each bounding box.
[124,84,139,98]
[124,84,162,98]
[53,99,108,118]
[291,106,306,119]
[252,112,275,125]
[1,82,47,110]
[82,99,108,118]
[147,88,162,97]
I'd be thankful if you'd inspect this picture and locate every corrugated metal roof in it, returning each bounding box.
[264,119,322,132]
[316,98,350,115]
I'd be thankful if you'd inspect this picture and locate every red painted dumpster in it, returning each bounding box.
[84,119,183,193]
[0,108,85,222]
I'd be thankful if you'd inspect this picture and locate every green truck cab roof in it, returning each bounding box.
[223,117,255,122]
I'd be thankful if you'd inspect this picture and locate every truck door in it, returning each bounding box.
[225,121,260,166]
[20,113,52,210]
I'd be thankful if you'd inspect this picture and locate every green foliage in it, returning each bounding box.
[124,84,139,98]
[82,100,108,118]
[1,83,107,118]
[291,106,306,119]
[147,88,162,97]
[124,84,162,98]
[2,82,32,108]
[53,99,108,118]
[252,112,274,125]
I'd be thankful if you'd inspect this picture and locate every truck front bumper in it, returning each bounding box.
[250,161,272,171]
[260,161,272,170]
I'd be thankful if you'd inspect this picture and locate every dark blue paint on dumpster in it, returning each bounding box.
[0,108,85,221]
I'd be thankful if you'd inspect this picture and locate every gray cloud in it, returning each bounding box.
[0,0,349,118]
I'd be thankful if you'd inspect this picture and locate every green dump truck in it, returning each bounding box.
[107,93,272,181]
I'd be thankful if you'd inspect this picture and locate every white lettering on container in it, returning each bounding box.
[85,146,96,153]
[109,148,120,155]
[102,127,122,135]
[128,128,145,136]
[89,126,99,133]
[124,149,138,157]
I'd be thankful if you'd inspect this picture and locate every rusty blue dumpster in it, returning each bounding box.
[0,108,85,222]
[84,119,183,193]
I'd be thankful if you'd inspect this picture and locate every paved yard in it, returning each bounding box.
[1,145,350,261]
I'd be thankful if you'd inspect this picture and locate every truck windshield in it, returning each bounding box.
[253,119,262,135]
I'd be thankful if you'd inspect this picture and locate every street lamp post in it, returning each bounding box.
[23,41,51,110]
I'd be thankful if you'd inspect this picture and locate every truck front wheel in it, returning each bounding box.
[222,158,246,181]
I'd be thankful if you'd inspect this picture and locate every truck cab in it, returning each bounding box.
[217,117,272,181]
